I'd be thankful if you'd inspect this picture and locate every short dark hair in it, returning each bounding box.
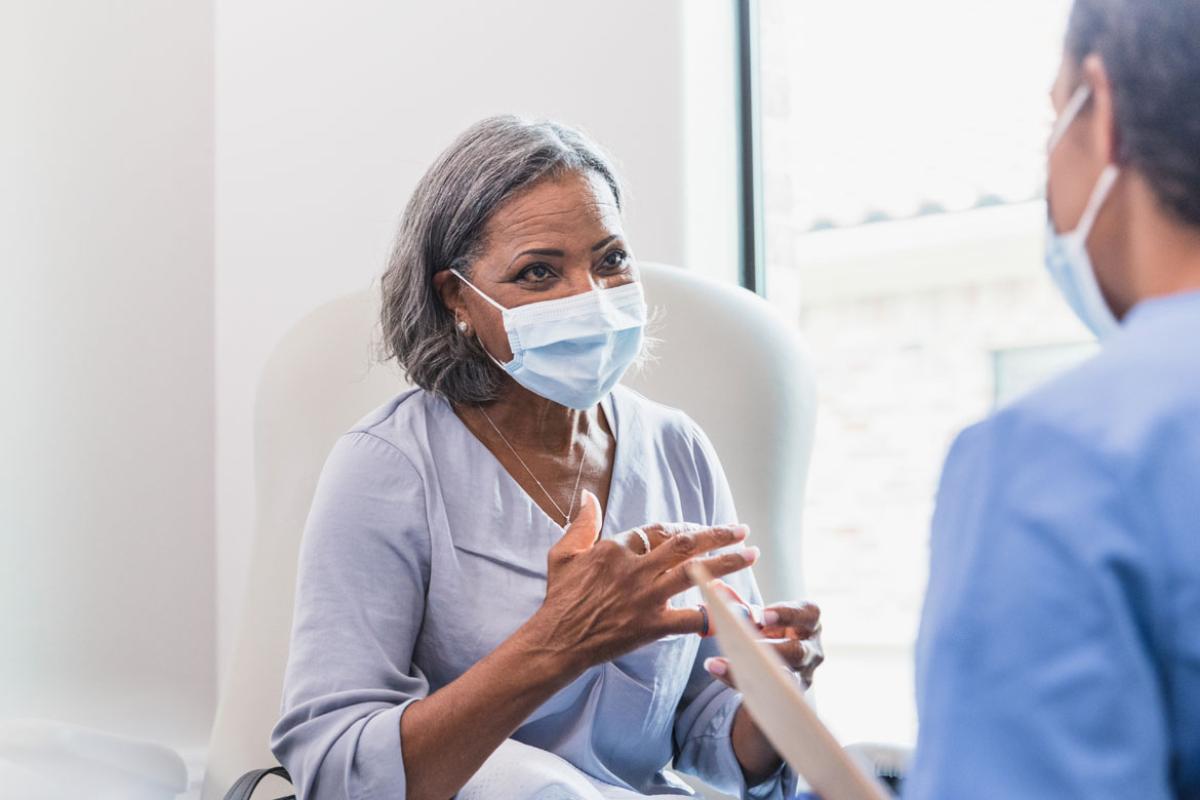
[1066,0,1200,228]
[379,115,624,405]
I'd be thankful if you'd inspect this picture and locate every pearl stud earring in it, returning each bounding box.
[457,320,469,334]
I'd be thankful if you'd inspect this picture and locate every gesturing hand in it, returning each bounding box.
[525,490,760,673]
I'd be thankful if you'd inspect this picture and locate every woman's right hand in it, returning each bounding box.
[521,489,760,674]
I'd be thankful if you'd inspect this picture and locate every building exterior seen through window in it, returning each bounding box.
[758,0,1087,745]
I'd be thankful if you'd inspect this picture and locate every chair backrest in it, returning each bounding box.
[200,262,817,799]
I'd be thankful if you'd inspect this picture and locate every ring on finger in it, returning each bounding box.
[631,527,652,555]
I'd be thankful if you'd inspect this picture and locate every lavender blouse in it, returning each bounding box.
[270,385,797,799]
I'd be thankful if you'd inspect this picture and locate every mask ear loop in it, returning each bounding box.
[1075,165,1121,238]
[1047,83,1120,238]
[447,268,513,369]
[1048,84,1093,153]
[448,268,508,312]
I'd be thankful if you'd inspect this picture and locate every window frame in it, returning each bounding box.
[734,0,766,295]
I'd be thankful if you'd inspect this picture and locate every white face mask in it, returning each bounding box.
[450,269,648,409]
[1044,84,1122,340]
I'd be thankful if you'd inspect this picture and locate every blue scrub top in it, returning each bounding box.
[270,384,796,799]
[906,290,1200,799]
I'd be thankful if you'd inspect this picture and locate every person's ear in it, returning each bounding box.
[1082,53,1121,165]
[432,269,472,334]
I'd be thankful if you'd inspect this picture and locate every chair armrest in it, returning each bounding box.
[222,765,294,800]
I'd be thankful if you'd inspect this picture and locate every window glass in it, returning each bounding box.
[759,0,1081,744]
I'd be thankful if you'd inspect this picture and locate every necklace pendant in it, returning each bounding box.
[476,405,588,532]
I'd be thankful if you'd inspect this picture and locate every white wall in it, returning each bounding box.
[683,0,741,284]
[214,0,695,683]
[2,0,738,755]
[1,0,216,750]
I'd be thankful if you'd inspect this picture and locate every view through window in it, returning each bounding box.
[758,0,1092,745]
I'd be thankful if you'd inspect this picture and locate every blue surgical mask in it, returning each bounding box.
[1044,85,1121,340]
[450,269,648,409]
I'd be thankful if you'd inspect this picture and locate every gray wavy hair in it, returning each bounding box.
[379,115,625,405]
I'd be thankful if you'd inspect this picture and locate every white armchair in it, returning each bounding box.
[200,262,818,799]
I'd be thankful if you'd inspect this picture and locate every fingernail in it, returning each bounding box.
[733,525,749,540]
[741,546,760,563]
[704,657,727,676]
[762,609,780,626]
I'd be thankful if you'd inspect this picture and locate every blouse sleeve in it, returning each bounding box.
[269,430,432,800]
[671,419,800,800]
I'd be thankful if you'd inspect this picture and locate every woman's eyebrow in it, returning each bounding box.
[514,248,565,260]
[509,236,619,264]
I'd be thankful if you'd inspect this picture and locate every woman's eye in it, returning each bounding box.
[516,263,555,283]
[600,250,628,270]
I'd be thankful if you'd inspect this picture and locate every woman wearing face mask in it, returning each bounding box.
[905,1,1200,797]
[269,116,821,800]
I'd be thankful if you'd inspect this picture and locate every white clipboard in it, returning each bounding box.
[689,563,890,800]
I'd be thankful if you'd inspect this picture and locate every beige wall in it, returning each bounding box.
[2,0,734,760]
[1,0,216,750]
[213,0,700,684]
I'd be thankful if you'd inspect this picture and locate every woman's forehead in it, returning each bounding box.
[485,172,623,250]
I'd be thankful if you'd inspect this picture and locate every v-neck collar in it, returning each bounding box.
[437,389,628,539]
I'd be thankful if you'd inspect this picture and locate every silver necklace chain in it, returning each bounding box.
[477,406,588,527]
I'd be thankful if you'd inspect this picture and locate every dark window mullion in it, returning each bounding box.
[735,0,766,295]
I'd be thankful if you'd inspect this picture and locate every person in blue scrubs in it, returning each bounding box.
[905,1,1200,797]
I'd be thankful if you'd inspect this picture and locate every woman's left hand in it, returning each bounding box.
[703,589,824,689]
